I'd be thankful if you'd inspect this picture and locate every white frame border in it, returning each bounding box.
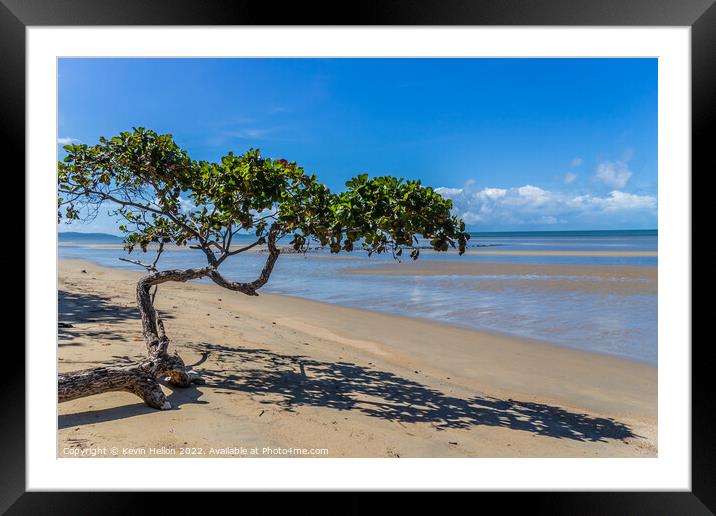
[27,27,691,491]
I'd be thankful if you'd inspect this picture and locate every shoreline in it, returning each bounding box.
[346,260,657,279]
[60,255,657,364]
[233,289,656,367]
[58,258,657,458]
[344,260,658,298]
[59,253,658,362]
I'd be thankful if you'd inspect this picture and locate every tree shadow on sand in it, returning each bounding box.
[58,383,207,429]
[57,293,637,443]
[183,342,637,443]
[58,290,174,344]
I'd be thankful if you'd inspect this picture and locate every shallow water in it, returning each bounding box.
[59,232,658,364]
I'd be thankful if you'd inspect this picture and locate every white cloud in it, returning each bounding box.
[177,197,196,214]
[594,160,633,189]
[569,190,657,212]
[564,172,577,184]
[478,187,507,200]
[570,158,584,167]
[514,185,550,206]
[58,137,80,145]
[436,181,656,229]
[434,187,462,197]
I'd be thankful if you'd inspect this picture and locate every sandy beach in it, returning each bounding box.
[58,258,657,458]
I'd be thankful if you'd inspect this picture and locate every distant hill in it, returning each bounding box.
[58,231,123,243]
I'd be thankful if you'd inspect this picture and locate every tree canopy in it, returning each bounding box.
[57,127,471,410]
[58,127,470,269]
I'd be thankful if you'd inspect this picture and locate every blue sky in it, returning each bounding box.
[58,58,657,232]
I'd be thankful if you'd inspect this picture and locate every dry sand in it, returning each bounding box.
[58,259,657,458]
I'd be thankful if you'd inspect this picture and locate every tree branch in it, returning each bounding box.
[215,239,263,266]
[208,230,281,295]
[59,185,206,248]
[136,266,214,352]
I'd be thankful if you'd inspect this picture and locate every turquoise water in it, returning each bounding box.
[59,230,658,364]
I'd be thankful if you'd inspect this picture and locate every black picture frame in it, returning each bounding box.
[4,0,707,511]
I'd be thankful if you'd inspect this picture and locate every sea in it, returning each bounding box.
[59,230,658,365]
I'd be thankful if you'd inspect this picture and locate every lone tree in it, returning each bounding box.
[58,128,469,410]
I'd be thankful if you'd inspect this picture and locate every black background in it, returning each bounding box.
[2,0,709,512]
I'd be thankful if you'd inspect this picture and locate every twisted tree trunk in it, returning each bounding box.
[58,234,281,410]
[57,355,188,410]
[58,267,212,409]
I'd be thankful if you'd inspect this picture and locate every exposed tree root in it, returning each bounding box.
[58,350,203,409]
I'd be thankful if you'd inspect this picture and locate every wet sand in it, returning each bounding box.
[345,261,658,295]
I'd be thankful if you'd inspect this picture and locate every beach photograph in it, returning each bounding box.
[57,57,658,459]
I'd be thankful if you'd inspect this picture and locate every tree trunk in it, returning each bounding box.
[58,364,170,409]
[58,352,196,409]
[58,237,280,410]
[58,267,211,409]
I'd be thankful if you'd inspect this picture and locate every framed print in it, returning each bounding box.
[4,0,709,511]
